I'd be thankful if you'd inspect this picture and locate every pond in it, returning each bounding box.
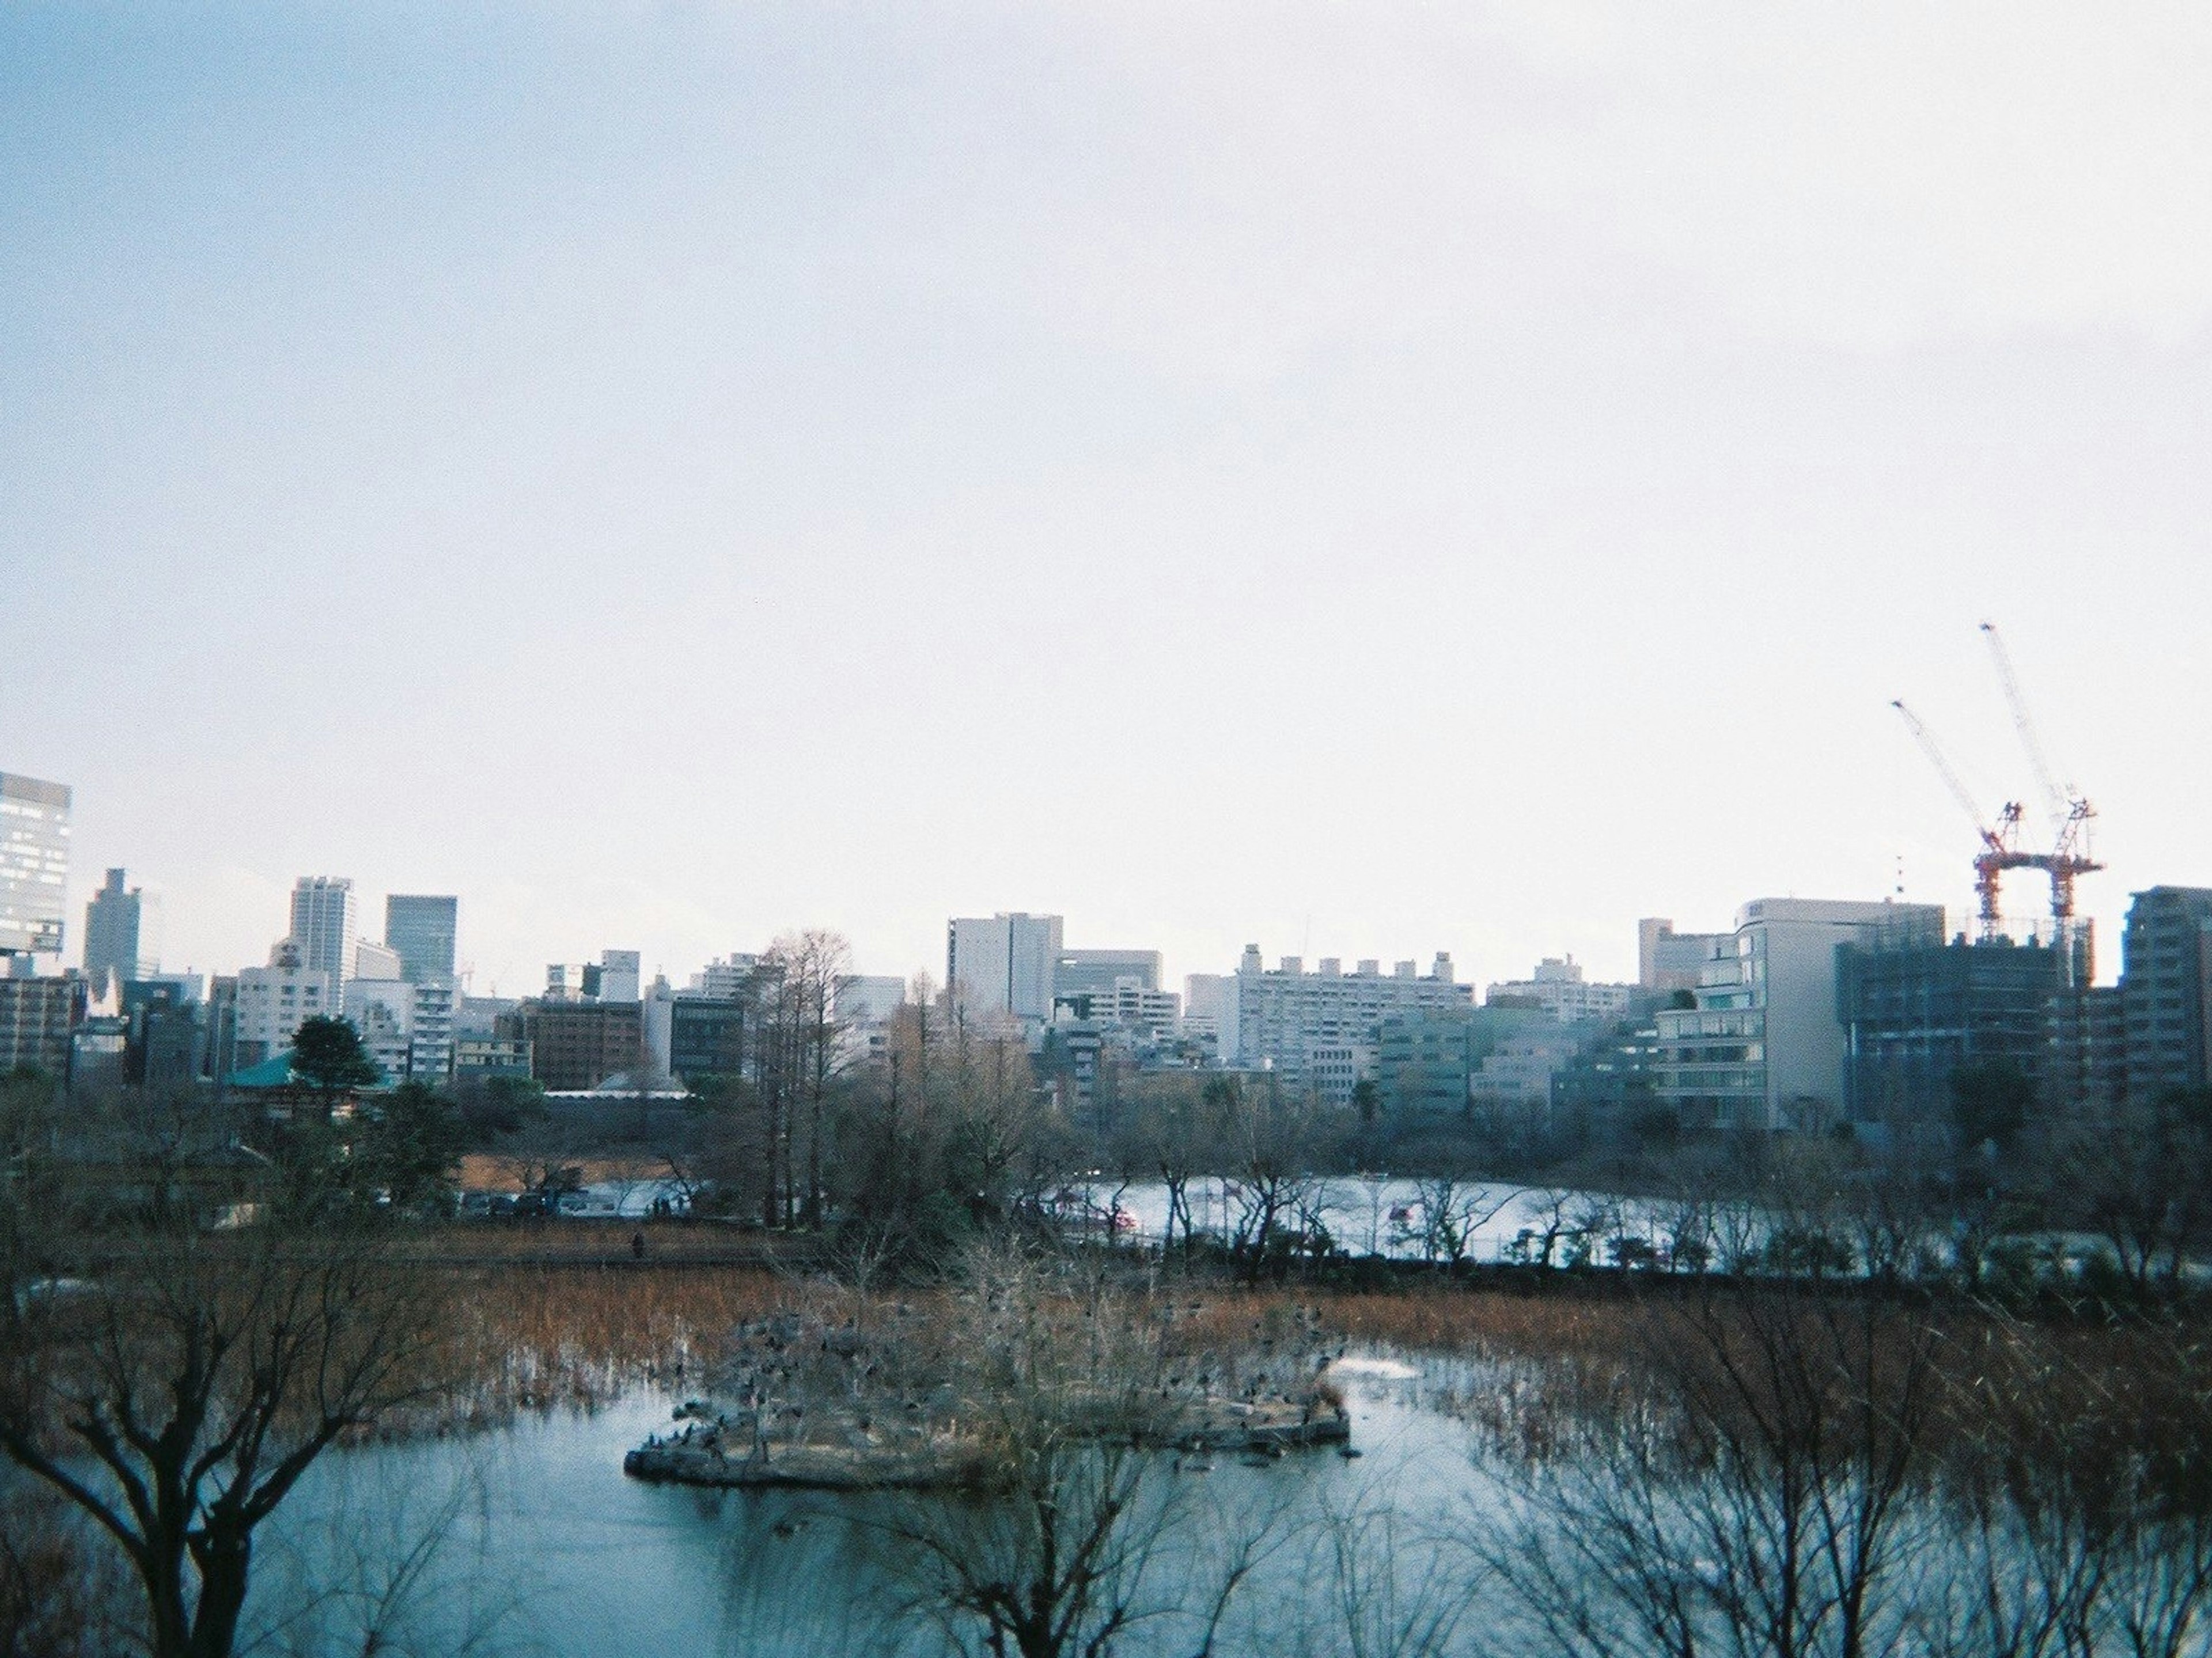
[247,1357,1493,1657]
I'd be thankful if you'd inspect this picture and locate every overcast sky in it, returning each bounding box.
[4,2,2208,994]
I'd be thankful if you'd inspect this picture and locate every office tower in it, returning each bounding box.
[0,772,71,958]
[947,913,1063,1024]
[355,940,402,980]
[385,894,458,984]
[287,877,359,994]
[84,867,161,995]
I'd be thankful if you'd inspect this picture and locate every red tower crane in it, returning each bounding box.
[1893,626,2102,939]
[1978,620,2101,923]
[1891,699,2032,942]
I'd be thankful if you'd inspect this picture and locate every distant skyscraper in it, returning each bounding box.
[948,913,1063,1024]
[0,772,71,959]
[385,894,458,984]
[84,868,161,995]
[287,877,359,993]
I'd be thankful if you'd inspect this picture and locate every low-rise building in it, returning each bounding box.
[1484,956,1637,1024]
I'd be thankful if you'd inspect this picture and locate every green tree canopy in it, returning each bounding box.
[290,1016,381,1096]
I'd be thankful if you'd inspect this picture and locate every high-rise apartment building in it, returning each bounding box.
[384,894,458,984]
[288,877,359,995]
[0,773,70,959]
[596,949,642,1003]
[1232,947,1472,1087]
[83,867,161,995]
[2117,887,2212,1100]
[948,913,1063,1025]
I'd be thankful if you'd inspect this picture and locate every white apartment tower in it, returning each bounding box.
[288,877,359,997]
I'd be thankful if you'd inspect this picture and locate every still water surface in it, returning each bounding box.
[252,1361,1488,1656]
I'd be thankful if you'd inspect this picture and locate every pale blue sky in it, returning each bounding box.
[5,3,2209,992]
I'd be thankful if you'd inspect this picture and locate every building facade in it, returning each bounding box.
[1837,930,2076,1134]
[1656,899,1945,1134]
[233,940,335,1069]
[2117,887,2212,1099]
[0,974,85,1077]
[288,877,360,998]
[948,913,1063,1025]
[83,868,160,995]
[384,894,458,984]
[1232,947,1472,1090]
[1484,956,1636,1024]
[1639,918,1733,995]
[0,773,70,960]
[1054,950,1163,1000]
[501,1001,645,1091]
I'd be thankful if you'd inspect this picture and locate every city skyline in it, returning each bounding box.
[7,6,2209,994]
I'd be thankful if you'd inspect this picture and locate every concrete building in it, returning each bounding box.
[1232,947,1472,1090]
[287,877,359,998]
[687,955,762,1000]
[596,949,642,1004]
[1374,1008,1475,1121]
[355,940,402,981]
[233,940,335,1069]
[948,913,1063,1025]
[384,895,458,984]
[0,773,70,960]
[453,1036,532,1086]
[122,976,209,1090]
[343,979,414,1084]
[0,973,86,1077]
[501,1001,645,1092]
[1469,1024,1593,1119]
[1639,918,1733,995]
[344,976,457,1084]
[1656,899,1945,1134]
[83,868,160,996]
[1055,978,1181,1039]
[1484,956,1637,1024]
[1054,950,1163,1001]
[669,997,749,1084]
[1183,974,1238,1064]
[2117,887,2212,1099]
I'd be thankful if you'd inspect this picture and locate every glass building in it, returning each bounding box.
[0,772,71,957]
[385,894,459,984]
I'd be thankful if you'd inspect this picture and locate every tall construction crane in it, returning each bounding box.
[1893,626,2103,938]
[1979,621,2101,921]
[1891,699,2032,942]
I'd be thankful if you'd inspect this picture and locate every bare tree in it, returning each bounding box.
[1475,1271,1947,1658]
[870,1245,1291,1658]
[0,1221,444,1658]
